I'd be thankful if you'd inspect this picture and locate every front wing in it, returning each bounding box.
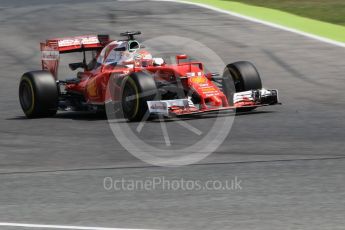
[147,89,280,117]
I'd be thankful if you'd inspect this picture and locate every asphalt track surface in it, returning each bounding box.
[1,0,345,229]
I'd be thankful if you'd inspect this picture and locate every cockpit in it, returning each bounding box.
[97,39,164,68]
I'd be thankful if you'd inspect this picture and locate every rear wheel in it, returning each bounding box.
[19,71,58,118]
[121,71,158,122]
[222,61,262,112]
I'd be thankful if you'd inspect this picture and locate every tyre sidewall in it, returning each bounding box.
[121,72,157,121]
[226,61,262,91]
[19,71,58,118]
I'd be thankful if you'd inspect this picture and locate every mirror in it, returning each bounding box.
[69,62,85,71]
[176,54,188,64]
[176,54,188,60]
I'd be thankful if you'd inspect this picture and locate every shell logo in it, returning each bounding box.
[190,76,207,84]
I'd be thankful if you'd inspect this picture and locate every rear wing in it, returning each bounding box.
[40,35,110,79]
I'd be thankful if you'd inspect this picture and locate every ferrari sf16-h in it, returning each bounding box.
[19,31,279,121]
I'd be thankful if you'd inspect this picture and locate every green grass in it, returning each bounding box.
[225,0,345,27]
[186,0,345,43]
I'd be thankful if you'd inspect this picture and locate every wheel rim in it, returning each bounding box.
[122,80,139,119]
[19,80,33,112]
[229,69,244,92]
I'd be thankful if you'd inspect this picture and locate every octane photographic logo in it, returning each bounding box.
[105,36,235,167]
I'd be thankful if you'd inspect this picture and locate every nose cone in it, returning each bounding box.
[210,95,223,107]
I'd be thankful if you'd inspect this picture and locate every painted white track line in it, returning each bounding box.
[155,0,345,48]
[0,222,154,230]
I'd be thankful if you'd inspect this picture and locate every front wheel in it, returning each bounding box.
[222,61,262,112]
[19,71,58,118]
[121,71,158,122]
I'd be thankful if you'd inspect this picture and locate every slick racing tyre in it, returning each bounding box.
[19,71,58,118]
[222,61,262,112]
[121,71,158,122]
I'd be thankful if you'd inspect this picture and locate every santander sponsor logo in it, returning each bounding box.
[150,103,167,110]
[58,36,99,47]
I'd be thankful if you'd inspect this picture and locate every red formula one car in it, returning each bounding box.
[19,31,279,121]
